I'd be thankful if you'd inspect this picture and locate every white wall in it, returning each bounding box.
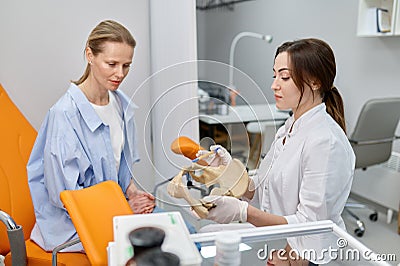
[0,0,151,130]
[0,0,149,191]
[149,1,199,185]
[197,0,400,143]
[0,0,199,192]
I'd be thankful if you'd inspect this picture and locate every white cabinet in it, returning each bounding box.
[357,0,400,36]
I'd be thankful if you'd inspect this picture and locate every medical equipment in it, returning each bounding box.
[192,147,219,163]
[171,136,205,160]
[109,212,202,266]
[168,136,249,219]
[125,227,180,266]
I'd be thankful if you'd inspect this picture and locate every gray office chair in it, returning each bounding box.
[345,97,400,237]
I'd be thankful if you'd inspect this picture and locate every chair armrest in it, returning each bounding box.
[0,210,27,266]
[1,210,82,266]
[349,137,396,145]
[0,210,18,230]
[51,238,81,266]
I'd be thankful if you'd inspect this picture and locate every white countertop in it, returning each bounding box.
[199,104,290,125]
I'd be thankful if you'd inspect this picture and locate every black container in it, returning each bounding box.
[125,226,179,266]
[134,248,180,266]
[129,226,165,257]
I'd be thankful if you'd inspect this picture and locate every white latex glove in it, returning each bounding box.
[203,195,248,224]
[196,145,232,166]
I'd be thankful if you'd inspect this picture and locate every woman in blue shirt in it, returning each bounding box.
[27,20,155,251]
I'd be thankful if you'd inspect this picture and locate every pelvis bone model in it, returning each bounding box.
[167,136,249,219]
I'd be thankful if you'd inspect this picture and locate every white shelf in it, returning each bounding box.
[357,0,400,36]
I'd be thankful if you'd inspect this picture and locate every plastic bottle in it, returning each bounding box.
[214,231,241,266]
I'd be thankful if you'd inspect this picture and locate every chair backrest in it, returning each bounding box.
[60,180,133,266]
[0,84,37,255]
[350,98,400,169]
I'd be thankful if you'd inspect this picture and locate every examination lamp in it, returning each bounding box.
[228,31,273,90]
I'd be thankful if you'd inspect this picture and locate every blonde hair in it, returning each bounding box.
[72,20,136,85]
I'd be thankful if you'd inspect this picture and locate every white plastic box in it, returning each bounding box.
[108,211,202,266]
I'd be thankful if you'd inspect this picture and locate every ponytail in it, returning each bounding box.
[275,38,347,132]
[72,64,90,85]
[324,86,346,133]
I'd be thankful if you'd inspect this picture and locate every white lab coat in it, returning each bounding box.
[252,103,355,264]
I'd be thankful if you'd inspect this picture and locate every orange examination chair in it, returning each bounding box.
[0,84,89,265]
[60,180,134,266]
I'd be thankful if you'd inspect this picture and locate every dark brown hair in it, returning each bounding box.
[275,38,346,133]
[72,20,136,85]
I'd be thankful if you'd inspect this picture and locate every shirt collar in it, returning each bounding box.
[113,89,137,122]
[284,103,326,135]
[68,83,138,132]
[68,83,103,132]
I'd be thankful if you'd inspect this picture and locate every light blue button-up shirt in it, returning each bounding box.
[27,83,139,251]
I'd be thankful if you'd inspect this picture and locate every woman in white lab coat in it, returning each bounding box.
[202,38,355,265]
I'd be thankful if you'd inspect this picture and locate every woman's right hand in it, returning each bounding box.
[196,145,232,166]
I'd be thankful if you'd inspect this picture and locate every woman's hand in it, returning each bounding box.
[202,195,248,223]
[128,190,155,214]
[196,145,232,166]
[126,181,155,214]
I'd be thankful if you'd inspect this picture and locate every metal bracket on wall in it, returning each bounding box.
[196,0,254,11]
